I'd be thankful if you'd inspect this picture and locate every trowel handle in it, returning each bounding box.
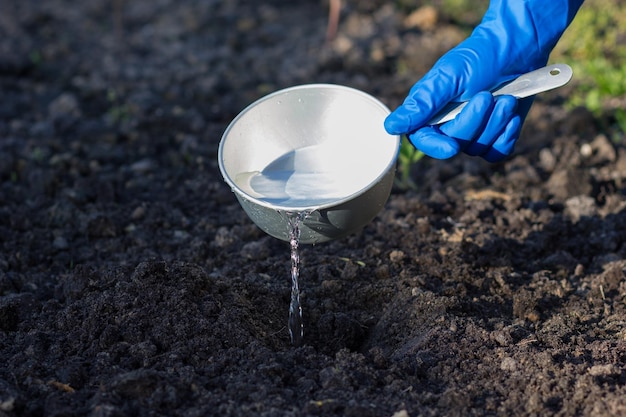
[426,63,573,125]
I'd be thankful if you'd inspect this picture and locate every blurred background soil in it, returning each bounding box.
[1,0,626,416]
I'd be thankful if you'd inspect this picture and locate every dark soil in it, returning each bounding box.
[2,1,626,416]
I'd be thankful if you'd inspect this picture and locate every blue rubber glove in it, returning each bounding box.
[385,0,584,162]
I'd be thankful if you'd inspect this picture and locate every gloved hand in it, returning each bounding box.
[384,0,584,162]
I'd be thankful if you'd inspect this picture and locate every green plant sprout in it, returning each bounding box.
[338,257,366,267]
[396,135,425,190]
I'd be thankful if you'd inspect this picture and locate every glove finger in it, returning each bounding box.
[407,126,460,160]
[465,95,518,156]
[438,91,495,149]
[483,115,522,162]
[516,96,535,120]
[384,65,466,135]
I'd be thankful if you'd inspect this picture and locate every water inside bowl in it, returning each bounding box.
[234,143,369,208]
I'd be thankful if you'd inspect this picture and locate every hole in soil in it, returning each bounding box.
[306,312,368,355]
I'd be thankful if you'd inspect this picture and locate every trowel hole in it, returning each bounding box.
[549,68,561,76]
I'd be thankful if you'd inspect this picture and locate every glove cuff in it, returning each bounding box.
[477,0,584,72]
